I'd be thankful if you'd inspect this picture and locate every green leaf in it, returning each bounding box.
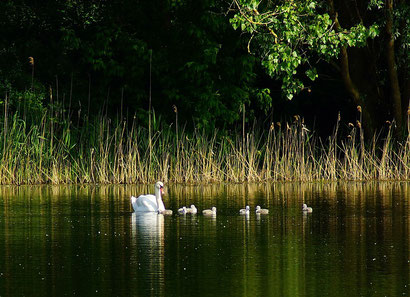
[306,68,318,81]
[286,92,293,100]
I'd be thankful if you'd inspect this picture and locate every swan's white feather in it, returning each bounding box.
[131,181,166,212]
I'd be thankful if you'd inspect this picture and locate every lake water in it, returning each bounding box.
[0,182,408,297]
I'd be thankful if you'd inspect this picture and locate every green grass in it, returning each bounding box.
[0,99,409,185]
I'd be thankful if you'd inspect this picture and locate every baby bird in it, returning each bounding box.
[302,203,313,213]
[159,209,173,215]
[239,205,250,215]
[203,207,217,216]
[255,205,269,214]
[178,206,187,215]
[187,204,197,214]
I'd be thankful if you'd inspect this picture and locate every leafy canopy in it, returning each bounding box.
[230,0,379,99]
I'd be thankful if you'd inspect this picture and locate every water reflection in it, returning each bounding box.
[0,182,408,297]
[131,213,165,297]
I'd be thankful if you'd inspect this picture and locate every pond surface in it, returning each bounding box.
[0,182,409,297]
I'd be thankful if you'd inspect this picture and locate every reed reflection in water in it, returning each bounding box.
[0,182,408,297]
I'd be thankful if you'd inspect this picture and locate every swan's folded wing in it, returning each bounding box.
[134,194,158,212]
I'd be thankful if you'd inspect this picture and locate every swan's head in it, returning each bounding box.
[245,205,250,211]
[302,203,307,209]
[190,205,197,210]
[211,207,217,213]
[256,205,261,211]
[155,181,165,195]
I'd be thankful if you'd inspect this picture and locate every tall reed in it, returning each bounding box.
[0,97,409,184]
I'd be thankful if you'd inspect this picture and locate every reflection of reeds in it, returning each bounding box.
[7,182,410,208]
[1,181,407,224]
[1,181,405,210]
[1,182,407,297]
[0,102,409,184]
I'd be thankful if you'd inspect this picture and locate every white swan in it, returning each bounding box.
[239,205,250,215]
[202,207,217,216]
[187,204,197,214]
[255,205,269,214]
[178,206,187,215]
[131,181,166,213]
[302,203,313,213]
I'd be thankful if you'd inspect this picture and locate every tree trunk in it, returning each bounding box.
[339,46,374,135]
[385,0,403,131]
[328,0,374,135]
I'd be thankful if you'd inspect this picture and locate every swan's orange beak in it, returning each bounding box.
[161,187,165,195]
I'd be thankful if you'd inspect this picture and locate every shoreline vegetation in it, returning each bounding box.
[0,94,409,185]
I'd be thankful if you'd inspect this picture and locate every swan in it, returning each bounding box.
[302,203,313,213]
[187,204,197,214]
[239,205,250,215]
[255,205,269,214]
[202,207,217,216]
[131,181,166,213]
[178,206,187,215]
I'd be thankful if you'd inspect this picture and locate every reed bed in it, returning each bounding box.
[0,102,409,185]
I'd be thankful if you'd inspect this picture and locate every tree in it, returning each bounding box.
[0,0,271,132]
[229,0,409,135]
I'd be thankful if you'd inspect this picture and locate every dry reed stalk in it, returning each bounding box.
[1,96,409,184]
[28,57,34,91]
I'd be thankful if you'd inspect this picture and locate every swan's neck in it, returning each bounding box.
[155,188,165,211]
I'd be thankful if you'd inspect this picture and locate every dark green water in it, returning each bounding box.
[0,182,409,297]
